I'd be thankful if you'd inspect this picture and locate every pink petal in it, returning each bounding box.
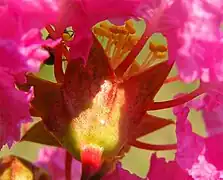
[192,83,223,136]
[204,133,223,170]
[67,29,93,62]
[176,0,223,83]
[188,155,221,179]
[202,95,223,136]
[7,0,59,32]
[0,1,60,75]
[137,0,188,33]
[174,105,205,169]
[80,0,141,21]
[36,147,81,180]
[147,154,192,180]
[0,70,33,149]
[102,162,141,180]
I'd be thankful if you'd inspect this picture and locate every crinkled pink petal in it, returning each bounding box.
[176,0,223,83]
[188,155,221,180]
[102,162,141,180]
[136,0,188,35]
[0,70,33,149]
[202,95,223,136]
[36,147,81,180]
[0,1,60,75]
[189,83,223,136]
[80,0,141,21]
[173,94,223,178]
[0,29,59,75]
[204,133,223,170]
[147,154,192,180]
[187,96,205,111]
[5,0,59,33]
[137,0,223,83]
[174,105,205,169]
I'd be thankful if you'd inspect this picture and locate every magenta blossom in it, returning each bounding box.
[0,70,33,149]
[0,0,60,149]
[147,100,223,179]
[0,0,59,76]
[175,0,223,83]
[174,103,223,179]
[137,0,223,83]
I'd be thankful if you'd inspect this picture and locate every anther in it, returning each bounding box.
[109,26,128,34]
[93,27,112,37]
[125,20,136,34]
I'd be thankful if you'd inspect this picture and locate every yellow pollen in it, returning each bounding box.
[125,20,136,34]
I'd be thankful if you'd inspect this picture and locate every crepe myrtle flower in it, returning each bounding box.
[0,0,60,149]
[2,0,223,179]
[19,15,210,179]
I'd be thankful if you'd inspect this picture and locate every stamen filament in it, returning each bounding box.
[148,87,204,110]
[164,76,180,84]
[62,44,70,61]
[54,44,65,83]
[130,140,177,150]
[115,20,152,77]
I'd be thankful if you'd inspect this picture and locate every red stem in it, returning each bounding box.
[130,140,177,150]
[148,87,204,111]
[65,151,72,180]
[115,20,152,77]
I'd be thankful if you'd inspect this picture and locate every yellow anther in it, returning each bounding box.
[155,52,167,59]
[93,20,140,70]
[100,21,111,30]
[109,26,128,34]
[156,45,167,52]
[149,42,167,53]
[149,42,157,52]
[93,27,112,37]
[125,20,136,34]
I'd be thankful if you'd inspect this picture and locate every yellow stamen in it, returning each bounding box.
[93,20,168,77]
[125,20,136,34]
[93,20,139,69]
[125,41,168,77]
